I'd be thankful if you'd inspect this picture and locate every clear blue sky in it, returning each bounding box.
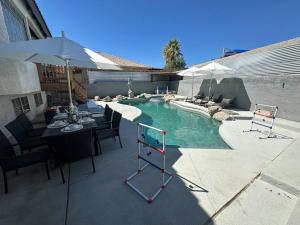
[37,0,300,68]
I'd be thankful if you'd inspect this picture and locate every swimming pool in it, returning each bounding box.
[123,99,229,149]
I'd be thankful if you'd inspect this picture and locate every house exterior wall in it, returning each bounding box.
[0,0,49,136]
[0,92,46,136]
[171,38,300,122]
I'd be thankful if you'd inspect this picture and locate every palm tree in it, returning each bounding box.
[163,39,186,70]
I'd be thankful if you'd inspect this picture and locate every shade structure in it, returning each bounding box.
[177,67,204,97]
[197,62,234,97]
[0,35,120,106]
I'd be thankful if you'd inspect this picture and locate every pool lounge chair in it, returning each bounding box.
[204,94,223,107]
[212,97,235,109]
[194,95,210,105]
[184,93,204,103]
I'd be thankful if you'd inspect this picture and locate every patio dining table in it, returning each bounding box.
[42,121,101,156]
[42,103,107,156]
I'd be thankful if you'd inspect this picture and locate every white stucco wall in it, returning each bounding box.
[0,0,48,135]
[0,91,47,137]
[0,58,41,95]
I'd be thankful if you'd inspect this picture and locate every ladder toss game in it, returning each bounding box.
[125,123,173,204]
[244,103,278,138]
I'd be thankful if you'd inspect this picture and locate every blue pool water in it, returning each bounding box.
[124,99,229,149]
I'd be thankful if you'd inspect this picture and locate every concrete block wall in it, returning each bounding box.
[87,73,300,122]
[240,74,300,121]
[170,74,300,122]
[87,81,171,98]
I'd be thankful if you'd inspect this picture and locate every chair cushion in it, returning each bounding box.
[2,149,49,171]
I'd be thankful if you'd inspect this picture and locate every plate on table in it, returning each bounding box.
[61,124,83,133]
[78,117,95,124]
[53,113,68,120]
[47,120,69,128]
[78,111,91,116]
[91,113,104,118]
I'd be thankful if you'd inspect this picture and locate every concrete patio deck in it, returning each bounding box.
[0,103,299,225]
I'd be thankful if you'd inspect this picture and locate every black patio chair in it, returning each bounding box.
[5,119,48,154]
[94,105,113,129]
[44,110,57,125]
[96,111,122,153]
[48,129,96,184]
[0,130,50,193]
[17,113,46,137]
[96,105,112,121]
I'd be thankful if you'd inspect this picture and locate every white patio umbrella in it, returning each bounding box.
[0,33,120,107]
[197,62,234,97]
[177,66,204,97]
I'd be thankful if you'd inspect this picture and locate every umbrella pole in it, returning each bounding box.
[65,59,73,107]
[192,73,194,98]
[208,71,213,99]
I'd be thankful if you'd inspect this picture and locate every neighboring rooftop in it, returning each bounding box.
[97,52,152,69]
[95,52,179,74]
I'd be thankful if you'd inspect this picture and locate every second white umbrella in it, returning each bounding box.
[197,62,234,97]
[178,66,204,97]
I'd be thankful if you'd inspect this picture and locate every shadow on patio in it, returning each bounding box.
[0,118,213,225]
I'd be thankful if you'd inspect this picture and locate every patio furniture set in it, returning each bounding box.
[0,104,122,193]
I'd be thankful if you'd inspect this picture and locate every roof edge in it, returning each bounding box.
[25,0,51,38]
[194,36,300,67]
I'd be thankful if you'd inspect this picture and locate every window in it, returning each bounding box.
[34,93,43,106]
[12,98,22,116]
[20,97,30,111]
[12,96,30,116]
[1,0,28,42]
